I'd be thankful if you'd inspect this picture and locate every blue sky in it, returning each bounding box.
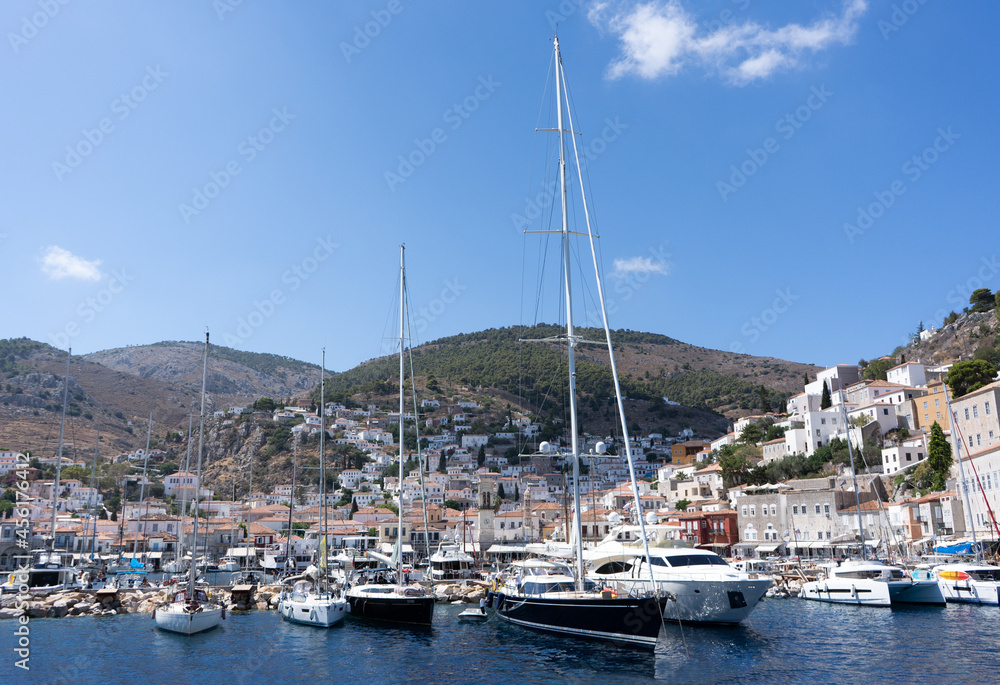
[2,0,997,373]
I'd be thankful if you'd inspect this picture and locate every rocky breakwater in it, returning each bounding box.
[0,584,287,620]
[432,582,486,604]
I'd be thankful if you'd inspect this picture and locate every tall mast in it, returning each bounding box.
[319,348,328,594]
[554,36,586,590]
[403,276,432,563]
[945,385,979,559]
[50,347,71,550]
[85,430,99,560]
[397,244,406,581]
[188,332,209,599]
[839,388,867,559]
[246,444,253,571]
[177,414,193,569]
[286,439,298,566]
[132,412,153,560]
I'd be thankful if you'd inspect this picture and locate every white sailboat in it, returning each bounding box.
[493,36,666,648]
[154,332,224,635]
[278,349,349,627]
[345,245,435,625]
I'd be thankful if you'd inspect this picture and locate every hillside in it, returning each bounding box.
[894,310,999,369]
[83,341,323,402]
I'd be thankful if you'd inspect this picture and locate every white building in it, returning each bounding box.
[886,362,927,388]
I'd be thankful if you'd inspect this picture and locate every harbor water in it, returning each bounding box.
[10,600,999,684]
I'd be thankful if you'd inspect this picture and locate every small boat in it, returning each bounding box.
[218,557,240,573]
[458,606,489,620]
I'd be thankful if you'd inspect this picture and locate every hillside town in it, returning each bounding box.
[3,355,998,574]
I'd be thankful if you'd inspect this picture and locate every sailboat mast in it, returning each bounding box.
[50,347,71,550]
[132,412,153,559]
[554,36,586,590]
[189,332,209,598]
[945,386,979,558]
[397,244,406,581]
[839,389,867,559]
[177,414,193,570]
[246,444,253,571]
[286,439,297,566]
[319,348,327,594]
[85,430,99,560]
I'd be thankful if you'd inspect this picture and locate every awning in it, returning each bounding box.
[864,539,880,548]
[912,536,935,546]
[696,542,729,549]
[484,544,529,555]
[732,542,758,548]
[755,544,780,553]
[147,552,163,559]
[809,541,831,549]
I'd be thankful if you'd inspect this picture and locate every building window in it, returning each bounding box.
[883,408,889,416]
[936,412,941,420]
[986,402,991,416]
[970,436,975,448]
[792,505,799,515]
[821,418,826,425]
[935,399,940,408]
[762,506,768,517]
[750,506,756,517]
[771,504,777,516]
[977,434,982,446]
[923,401,928,409]
[741,506,747,517]
[815,504,821,515]
[973,406,979,419]
[965,408,970,420]
[824,504,830,515]
[826,531,831,540]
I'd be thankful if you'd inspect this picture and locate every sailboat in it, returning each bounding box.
[278,349,349,627]
[800,389,944,606]
[154,332,224,635]
[345,245,435,626]
[930,388,1000,605]
[492,37,667,648]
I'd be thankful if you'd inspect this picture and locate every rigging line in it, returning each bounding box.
[378,268,402,360]
[851,437,902,554]
[403,269,431,563]
[951,416,1000,539]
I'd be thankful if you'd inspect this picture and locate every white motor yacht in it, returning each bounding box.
[429,541,475,582]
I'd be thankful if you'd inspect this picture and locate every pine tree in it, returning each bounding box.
[927,422,953,491]
[759,385,772,413]
[821,380,832,409]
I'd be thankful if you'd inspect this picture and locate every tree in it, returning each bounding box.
[110,510,118,522]
[443,499,461,510]
[254,397,278,412]
[350,500,359,516]
[759,385,771,413]
[943,311,959,326]
[497,483,506,500]
[862,357,897,381]
[477,444,486,467]
[675,498,691,512]
[820,380,832,410]
[738,423,764,445]
[969,288,995,313]
[927,422,953,491]
[764,424,786,442]
[947,360,996,398]
[98,508,108,520]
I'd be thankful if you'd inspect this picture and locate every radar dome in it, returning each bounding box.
[595,441,607,454]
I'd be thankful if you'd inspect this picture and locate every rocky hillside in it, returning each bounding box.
[897,310,999,368]
[83,341,324,402]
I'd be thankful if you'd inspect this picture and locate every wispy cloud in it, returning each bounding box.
[590,0,867,85]
[612,255,670,279]
[40,246,102,281]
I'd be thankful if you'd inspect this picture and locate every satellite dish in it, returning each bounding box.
[595,442,607,455]
[607,511,621,525]
[645,512,658,526]
[539,441,551,454]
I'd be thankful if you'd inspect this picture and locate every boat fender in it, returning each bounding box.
[152,608,156,620]
[486,591,494,608]
[496,593,505,611]
[310,610,316,622]
[221,606,226,620]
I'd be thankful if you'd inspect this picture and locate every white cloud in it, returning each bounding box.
[40,246,102,281]
[592,0,867,85]
[612,255,670,279]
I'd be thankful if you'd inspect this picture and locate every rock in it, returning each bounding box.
[256,601,268,610]
[258,592,272,603]
[268,596,279,608]
[0,608,23,620]
[47,605,69,618]
[28,605,47,619]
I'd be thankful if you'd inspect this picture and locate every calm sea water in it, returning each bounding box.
[9,600,999,684]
